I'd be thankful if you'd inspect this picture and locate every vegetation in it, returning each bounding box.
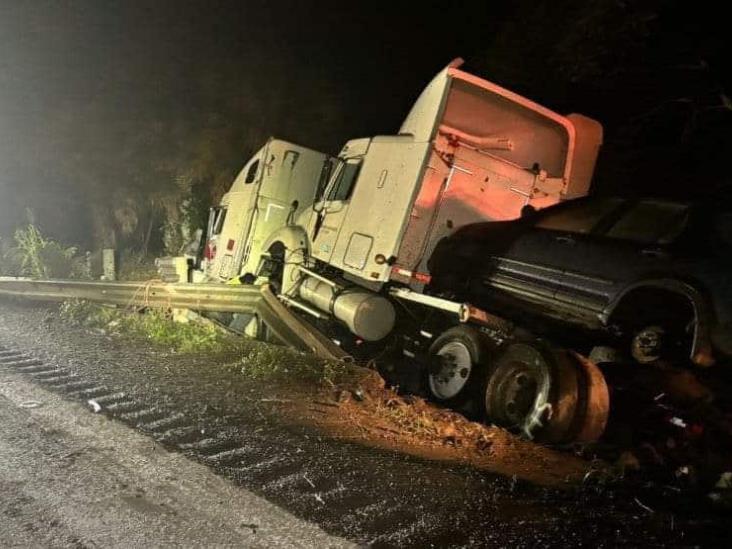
[59,299,231,354]
[236,343,351,387]
[4,1,728,259]
[57,299,351,386]
[0,221,83,279]
[117,249,159,281]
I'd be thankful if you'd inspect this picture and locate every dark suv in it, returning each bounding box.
[428,194,732,366]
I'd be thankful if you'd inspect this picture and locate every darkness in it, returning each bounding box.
[1,0,730,250]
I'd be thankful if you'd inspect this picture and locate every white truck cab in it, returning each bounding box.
[204,138,331,282]
[199,59,603,344]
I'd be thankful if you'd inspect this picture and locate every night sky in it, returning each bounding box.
[1,0,730,247]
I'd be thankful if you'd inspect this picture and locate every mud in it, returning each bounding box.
[0,300,730,547]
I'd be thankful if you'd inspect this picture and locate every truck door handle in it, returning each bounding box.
[554,235,576,245]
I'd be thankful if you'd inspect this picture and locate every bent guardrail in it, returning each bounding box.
[0,277,261,314]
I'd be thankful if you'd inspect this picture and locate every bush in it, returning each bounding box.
[0,236,23,276]
[1,224,78,279]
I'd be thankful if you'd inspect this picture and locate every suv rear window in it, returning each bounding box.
[606,200,689,244]
[535,198,624,234]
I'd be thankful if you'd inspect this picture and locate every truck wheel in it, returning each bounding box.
[484,342,610,443]
[484,341,553,439]
[426,326,486,406]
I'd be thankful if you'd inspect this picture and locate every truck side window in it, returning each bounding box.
[535,198,623,234]
[326,160,362,202]
[212,208,227,235]
[245,160,260,184]
[605,200,689,244]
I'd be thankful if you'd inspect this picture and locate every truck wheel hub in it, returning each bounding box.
[429,341,473,400]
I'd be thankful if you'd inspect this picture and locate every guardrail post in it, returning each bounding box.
[102,249,116,281]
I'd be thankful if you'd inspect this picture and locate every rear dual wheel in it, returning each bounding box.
[426,329,609,443]
[485,342,609,443]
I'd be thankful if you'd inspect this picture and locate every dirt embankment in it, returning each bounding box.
[30,299,596,486]
[275,367,592,487]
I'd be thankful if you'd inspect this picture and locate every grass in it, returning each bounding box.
[235,343,353,387]
[59,299,232,354]
[58,299,354,386]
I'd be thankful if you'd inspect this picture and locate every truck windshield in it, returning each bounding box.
[326,160,362,202]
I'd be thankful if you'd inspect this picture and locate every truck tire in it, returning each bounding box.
[484,341,554,439]
[484,341,610,443]
[426,326,487,408]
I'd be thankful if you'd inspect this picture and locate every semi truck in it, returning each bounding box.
[179,59,609,443]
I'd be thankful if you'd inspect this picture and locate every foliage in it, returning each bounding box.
[236,344,350,387]
[474,0,732,198]
[117,249,159,281]
[59,299,232,354]
[0,236,21,276]
[0,222,79,278]
[58,299,350,384]
[59,299,119,326]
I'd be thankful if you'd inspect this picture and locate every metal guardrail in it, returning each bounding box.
[0,277,261,314]
[0,277,350,361]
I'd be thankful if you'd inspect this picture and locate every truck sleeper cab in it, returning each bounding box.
[307,59,603,294]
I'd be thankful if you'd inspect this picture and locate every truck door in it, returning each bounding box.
[310,158,362,263]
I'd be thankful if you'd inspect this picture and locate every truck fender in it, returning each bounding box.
[261,225,310,295]
[602,278,714,366]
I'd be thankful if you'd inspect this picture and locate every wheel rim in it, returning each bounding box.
[485,343,552,438]
[428,341,473,400]
[631,325,665,363]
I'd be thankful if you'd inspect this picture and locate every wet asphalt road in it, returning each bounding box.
[0,301,729,548]
[0,372,351,548]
